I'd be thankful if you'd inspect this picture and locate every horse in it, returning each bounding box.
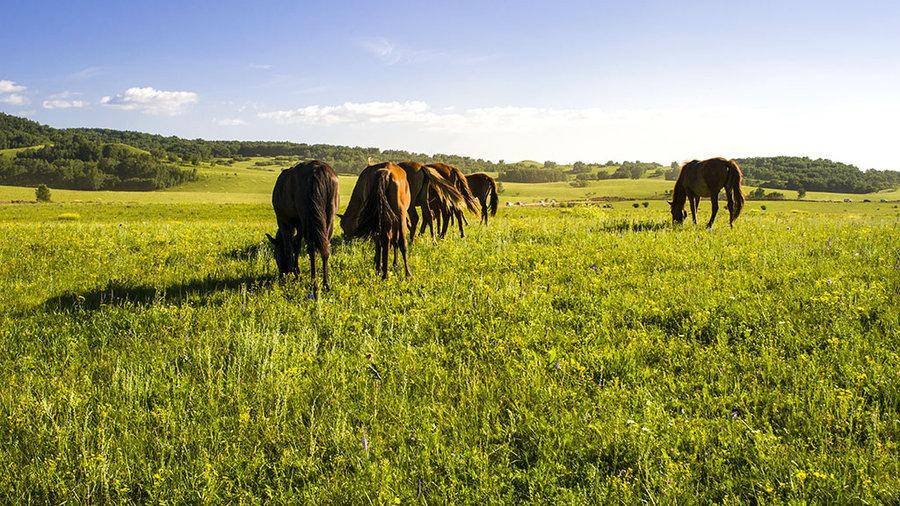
[267,160,339,296]
[340,162,464,241]
[669,158,744,228]
[426,162,479,238]
[396,161,465,243]
[346,162,412,279]
[465,173,499,225]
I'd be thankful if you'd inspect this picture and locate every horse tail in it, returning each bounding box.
[354,169,396,240]
[487,176,499,216]
[422,166,465,209]
[303,162,337,256]
[726,159,744,223]
[452,167,480,213]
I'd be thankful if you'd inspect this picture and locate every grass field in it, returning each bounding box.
[5,156,898,205]
[0,183,898,502]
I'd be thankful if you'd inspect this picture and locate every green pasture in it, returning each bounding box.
[0,197,897,502]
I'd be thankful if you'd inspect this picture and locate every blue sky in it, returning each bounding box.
[2,0,899,168]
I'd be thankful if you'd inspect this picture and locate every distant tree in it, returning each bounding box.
[797,188,807,199]
[544,160,557,169]
[749,187,767,200]
[641,201,649,208]
[632,202,640,208]
[35,184,51,202]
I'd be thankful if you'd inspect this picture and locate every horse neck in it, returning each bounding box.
[672,181,687,207]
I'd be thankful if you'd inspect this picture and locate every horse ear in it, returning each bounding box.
[266,233,276,244]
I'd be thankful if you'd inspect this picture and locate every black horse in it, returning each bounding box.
[267,160,340,296]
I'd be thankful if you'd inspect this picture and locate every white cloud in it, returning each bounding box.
[0,94,29,105]
[43,99,89,109]
[101,86,199,115]
[0,80,26,93]
[249,63,273,70]
[214,118,247,126]
[259,100,431,125]
[258,100,607,133]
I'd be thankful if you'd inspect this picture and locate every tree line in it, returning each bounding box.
[2,113,898,193]
[735,156,900,194]
[0,132,197,190]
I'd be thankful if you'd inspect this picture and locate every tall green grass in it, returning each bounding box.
[0,203,897,502]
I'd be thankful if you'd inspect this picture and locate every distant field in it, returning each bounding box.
[2,156,898,205]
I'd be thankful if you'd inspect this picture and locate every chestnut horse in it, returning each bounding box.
[397,161,465,242]
[670,157,744,228]
[268,160,339,296]
[465,173,499,225]
[347,162,412,279]
[426,162,479,238]
[340,162,463,243]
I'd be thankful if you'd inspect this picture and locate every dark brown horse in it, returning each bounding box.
[426,162,479,238]
[268,160,339,296]
[465,173,499,225]
[670,157,744,228]
[397,161,465,242]
[347,162,412,279]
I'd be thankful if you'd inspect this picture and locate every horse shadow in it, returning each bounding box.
[43,273,276,311]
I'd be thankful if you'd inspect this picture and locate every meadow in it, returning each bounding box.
[0,168,898,502]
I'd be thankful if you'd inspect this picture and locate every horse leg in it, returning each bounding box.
[481,196,489,224]
[321,252,331,292]
[308,250,318,297]
[400,231,410,278]
[392,239,398,268]
[725,187,735,228]
[374,241,381,272]
[380,236,390,280]
[456,209,465,238]
[425,205,436,239]
[707,193,719,229]
[408,207,419,245]
[688,196,698,225]
[439,207,450,238]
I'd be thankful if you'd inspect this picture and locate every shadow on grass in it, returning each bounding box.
[44,273,276,311]
[599,219,671,233]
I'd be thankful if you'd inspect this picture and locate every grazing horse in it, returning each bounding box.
[397,161,465,243]
[268,160,339,296]
[670,157,744,228]
[426,162,479,238]
[465,173,499,225]
[347,162,412,279]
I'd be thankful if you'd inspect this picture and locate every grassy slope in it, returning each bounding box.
[2,156,897,204]
[0,203,897,502]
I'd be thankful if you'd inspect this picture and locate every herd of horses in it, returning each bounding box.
[267,157,743,296]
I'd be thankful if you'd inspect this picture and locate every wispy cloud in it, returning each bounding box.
[214,118,247,126]
[68,66,105,81]
[249,63,274,70]
[357,37,496,66]
[258,100,610,133]
[101,87,198,115]
[42,91,89,109]
[0,94,29,105]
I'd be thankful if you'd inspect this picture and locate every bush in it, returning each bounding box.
[35,184,51,202]
[569,180,588,188]
[642,202,649,208]
[632,202,640,208]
